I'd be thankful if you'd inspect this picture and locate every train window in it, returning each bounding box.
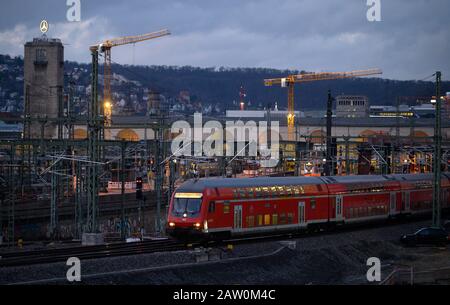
[257,215,263,226]
[280,213,286,224]
[208,201,215,213]
[270,186,278,197]
[262,187,269,197]
[310,199,316,209]
[264,214,271,225]
[285,186,292,195]
[255,187,262,198]
[272,214,278,225]
[247,216,255,227]
[287,213,294,224]
[223,201,230,214]
[172,198,202,218]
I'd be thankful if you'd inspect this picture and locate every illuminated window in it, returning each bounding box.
[299,186,305,194]
[257,215,263,226]
[255,187,262,198]
[285,186,292,195]
[270,186,277,196]
[223,201,230,214]
[264,214,271,225]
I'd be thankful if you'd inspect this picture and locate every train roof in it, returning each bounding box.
[176,176,324,192]
[175,172,450,193]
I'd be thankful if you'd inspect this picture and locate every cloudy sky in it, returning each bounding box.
[0,0,449,80]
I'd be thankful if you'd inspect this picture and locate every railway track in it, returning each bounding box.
[0,213,444,268]
[0,238,186,267]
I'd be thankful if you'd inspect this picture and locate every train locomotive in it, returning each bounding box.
[166,173,450,240]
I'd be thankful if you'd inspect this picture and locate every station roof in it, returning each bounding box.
[109,114,448,128]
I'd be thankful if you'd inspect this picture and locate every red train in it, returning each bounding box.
[166,173,450,240]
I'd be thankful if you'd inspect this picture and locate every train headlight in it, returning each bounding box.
[169,222,175,227]
[194,222,201,228]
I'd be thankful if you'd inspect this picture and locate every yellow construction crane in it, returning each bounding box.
[264,68,382,140]
[90,29,171,136]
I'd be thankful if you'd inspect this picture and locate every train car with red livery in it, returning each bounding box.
[166,173,450,240]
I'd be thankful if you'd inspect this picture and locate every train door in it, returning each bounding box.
[402,191,411,213]
[389,192,397,216]
[298,201,305,226]
[233,205,242,230]
[336,195,343,221]
[442,189,449,207]
[405,192,410,212]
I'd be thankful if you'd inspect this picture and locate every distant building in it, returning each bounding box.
[336,95,369,118]
[23,36,64,138]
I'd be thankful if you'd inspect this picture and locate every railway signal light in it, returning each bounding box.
[136,176,143,200]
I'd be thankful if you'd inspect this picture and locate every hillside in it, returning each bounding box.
[1,54,449,115]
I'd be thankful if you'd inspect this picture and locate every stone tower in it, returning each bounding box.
[24,36,64,138]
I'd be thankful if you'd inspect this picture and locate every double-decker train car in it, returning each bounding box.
[166,173,450,240]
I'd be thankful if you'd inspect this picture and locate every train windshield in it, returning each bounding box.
[172,198,202,217]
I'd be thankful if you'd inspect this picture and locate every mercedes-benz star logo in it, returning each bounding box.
[40,20,49,34]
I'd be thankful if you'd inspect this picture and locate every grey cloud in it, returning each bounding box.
[0,0,448,80]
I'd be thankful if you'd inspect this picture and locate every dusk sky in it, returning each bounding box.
[0,0,449,80]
